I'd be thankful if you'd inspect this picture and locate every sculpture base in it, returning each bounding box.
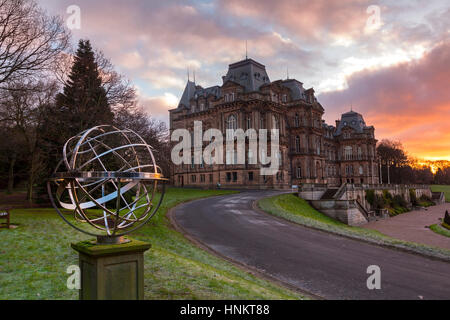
[71,237,151,300]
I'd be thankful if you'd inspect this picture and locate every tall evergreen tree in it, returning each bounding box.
[55,39,113,136]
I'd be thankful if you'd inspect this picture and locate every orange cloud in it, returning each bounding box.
[319,41,450,160]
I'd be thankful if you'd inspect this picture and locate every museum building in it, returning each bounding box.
[169,58,380,189]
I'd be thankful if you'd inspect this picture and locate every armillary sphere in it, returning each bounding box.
[47,125,167,244]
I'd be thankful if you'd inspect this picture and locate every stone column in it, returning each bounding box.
[71,237,151,300]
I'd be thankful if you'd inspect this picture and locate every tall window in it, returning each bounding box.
[246,116,251,129]
[272,115,279,129]
[227,115,237,130]
[295,136,300,152]
[296,166,302,178]
[260,114,265,129]
[357,147,362,159]
[294,114,299,127]
[344,146,352,160]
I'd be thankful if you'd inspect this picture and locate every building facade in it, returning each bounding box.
[169,58,379,189]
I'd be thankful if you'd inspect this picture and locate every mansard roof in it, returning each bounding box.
[280,79,305,100]
[178,80,196,108]
[177,81,221,109]
[335,111,369,135]
[222,58,271,92]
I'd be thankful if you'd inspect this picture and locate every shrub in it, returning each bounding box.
[365,189,375,205]
[409,189,418,206]
[393,194,407,208]
[373,194,385,210]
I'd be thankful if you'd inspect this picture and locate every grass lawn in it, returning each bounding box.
[431,185,450,202]
[0,188,302,300]
[258,193,450,260]
[429,224,450,238]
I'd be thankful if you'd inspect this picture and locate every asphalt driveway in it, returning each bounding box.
[172,190,450,300]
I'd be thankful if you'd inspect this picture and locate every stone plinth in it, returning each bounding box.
[71,237,151,300]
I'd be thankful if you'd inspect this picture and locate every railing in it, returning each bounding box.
[333,183,347,200]
[355,199,370,221]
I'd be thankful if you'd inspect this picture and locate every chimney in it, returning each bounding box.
[336,120,341,127]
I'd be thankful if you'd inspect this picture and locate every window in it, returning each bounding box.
[191,175,196,182]
[296,166,302,178]
[248,172,254,181]
[246,116,251,129]
[232,172,237,182]
[357,147,362,159]
[344,146,352,160]
[295,136,300,152]
[272,115,279,129]
[294,114,299,127]
[227,114,237,130]
[231,92,235,101]
[248,149,254,164]
[200,174,205,182]
[359,166,363,175]
[200,103,204,111]
[209,174,213,182]
[260,114,265,129]
[282,94,287,103]
[226,172,231,182]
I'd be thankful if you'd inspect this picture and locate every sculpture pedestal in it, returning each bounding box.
[71,237,151,300]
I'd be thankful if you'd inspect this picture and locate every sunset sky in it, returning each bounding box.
[39,0,450,160]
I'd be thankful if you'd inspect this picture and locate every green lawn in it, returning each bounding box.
[429,224,450,238]
[258,193,450,260]
[431,185,450,202]
[0,188,302,300]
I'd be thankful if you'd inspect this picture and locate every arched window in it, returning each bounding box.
[227,115,237,130]
[295,136,300,152]
[344,146,352,160]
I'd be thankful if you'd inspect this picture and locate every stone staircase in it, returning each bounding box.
[320,188,338,200]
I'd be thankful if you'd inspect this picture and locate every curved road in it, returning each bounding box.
[173,191,450,300]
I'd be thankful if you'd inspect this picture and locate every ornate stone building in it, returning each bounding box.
[169,58,379,189]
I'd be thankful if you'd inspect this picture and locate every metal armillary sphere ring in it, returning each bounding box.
[47,125,167,244]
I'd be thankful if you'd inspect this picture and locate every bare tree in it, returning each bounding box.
[0,79,58,200]
[0,0,70,86]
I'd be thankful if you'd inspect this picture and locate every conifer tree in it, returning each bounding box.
[55,39,113,136]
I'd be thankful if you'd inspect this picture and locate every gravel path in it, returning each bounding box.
[363,203,450,250]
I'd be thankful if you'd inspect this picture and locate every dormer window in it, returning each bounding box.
[224,94,228,102]
[282,94,287,103]
[231,92,235,101]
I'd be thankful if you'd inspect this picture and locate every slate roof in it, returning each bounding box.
[280,79,305,101]
[222,58,270,92]
[334,111,370,136]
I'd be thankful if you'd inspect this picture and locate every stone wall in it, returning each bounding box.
[299,183,433,226]
[310,199,368,226]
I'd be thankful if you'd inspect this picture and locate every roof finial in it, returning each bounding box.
[193,69,196,83]
[187,67,190,82]
[350,102,353,112]
[287,66,289,79]
[245,40,248,60]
